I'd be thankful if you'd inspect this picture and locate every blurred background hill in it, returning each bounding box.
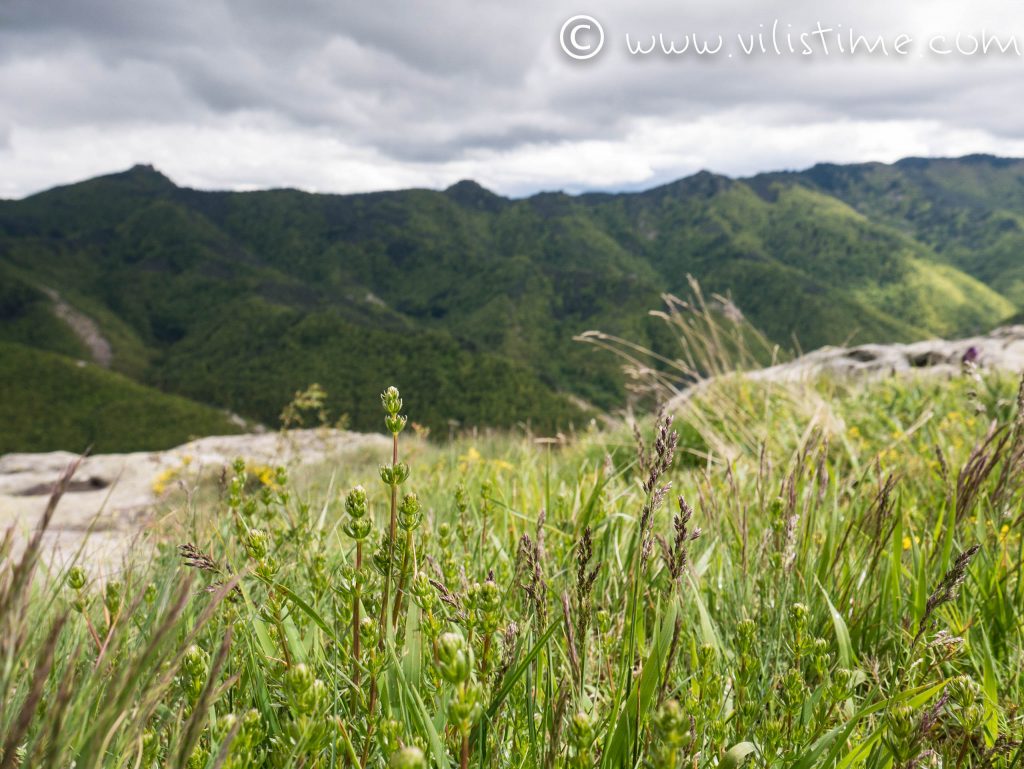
[3,153,1023,451]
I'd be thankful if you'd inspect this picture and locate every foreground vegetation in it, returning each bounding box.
[3,361,1024,768]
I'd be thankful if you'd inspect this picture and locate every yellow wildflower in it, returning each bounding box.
[249,464,275,487]
[458,447,482,472]
[151,467,178,496]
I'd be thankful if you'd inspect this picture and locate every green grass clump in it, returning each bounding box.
[3,372,1024,768]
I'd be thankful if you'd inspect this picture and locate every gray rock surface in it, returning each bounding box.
[749,326,1024,383]
[0,429,390,572]
[666,326,1024,413]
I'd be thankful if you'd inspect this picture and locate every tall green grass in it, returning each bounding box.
[2,367,1023,768]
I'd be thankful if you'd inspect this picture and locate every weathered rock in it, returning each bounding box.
[666,326,1024,416]
[748,325,1024,383]
[0,429,390,571]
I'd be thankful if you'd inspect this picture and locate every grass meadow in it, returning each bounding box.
[3,353,1024,768]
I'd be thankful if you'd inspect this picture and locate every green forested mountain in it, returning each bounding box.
[1,155,1022,449]
[0,341,245,454]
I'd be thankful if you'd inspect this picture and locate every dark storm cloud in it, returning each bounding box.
[2,0,1024,196]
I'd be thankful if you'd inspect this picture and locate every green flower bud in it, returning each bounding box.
[360,616,377,648]
[698,642,717,668]
[381,386,403,416]
[66,565,87,591]
[345,486,368,518]
[438,522,452,544]
[961,703,985,734]
[255,556,279,581]
[179,645,209,701]
[569,709,596,747]
[187,745,209,769]
[828,668,856,702]
[780,667,805,711]
[141,728,160,761]
[344,516,373,542]
[736,618,756,653]
[757,716,783,746]
[285,663,315,694]
[411,572,436,612]
[789,602,809,631]
[812,637,830,678]
[884,703,918,762]
[448,681,483,733]
[183,645,208,679]
[412,571,432,599]
[242,707,263,733]
[653,699,693,749]
[469,580,501,616]
[948,675,978,709]
[143,582,158,604]
[398,493,422,531]
[216,712,238,738]
[284,664,326,715]
[386,413,408,435]
[245,528,270,561]
[104,580,123,617]
[390,746,426,769]
[397,463,410,484]
[436,632,472,685]
[293,678,327,716]
[379,462,410,486]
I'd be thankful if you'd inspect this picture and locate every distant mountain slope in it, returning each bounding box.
[0,156,1020,447]
[0,342,246,453]
[759,155,1024,304]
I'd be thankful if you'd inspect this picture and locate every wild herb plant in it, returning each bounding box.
[1,371,1024,768]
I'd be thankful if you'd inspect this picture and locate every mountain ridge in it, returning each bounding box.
[14,153,1023,203]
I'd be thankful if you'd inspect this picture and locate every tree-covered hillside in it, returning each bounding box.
[0,341,245,453]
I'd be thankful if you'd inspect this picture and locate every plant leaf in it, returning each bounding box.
[720,741,757,769]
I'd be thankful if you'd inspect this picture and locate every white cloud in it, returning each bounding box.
[4,0,1024,198]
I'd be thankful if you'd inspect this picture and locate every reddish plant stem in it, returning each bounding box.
[378,431,399,649]
[392,529,413,627]
[353,541,362,701]
[364,431,399,768]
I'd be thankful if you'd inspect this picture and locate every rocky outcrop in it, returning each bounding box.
[0,429,390,571]
[745,326,1024,383]
[666,326,1024,416]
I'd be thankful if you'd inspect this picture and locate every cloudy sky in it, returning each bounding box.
[4,0,1024,198]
